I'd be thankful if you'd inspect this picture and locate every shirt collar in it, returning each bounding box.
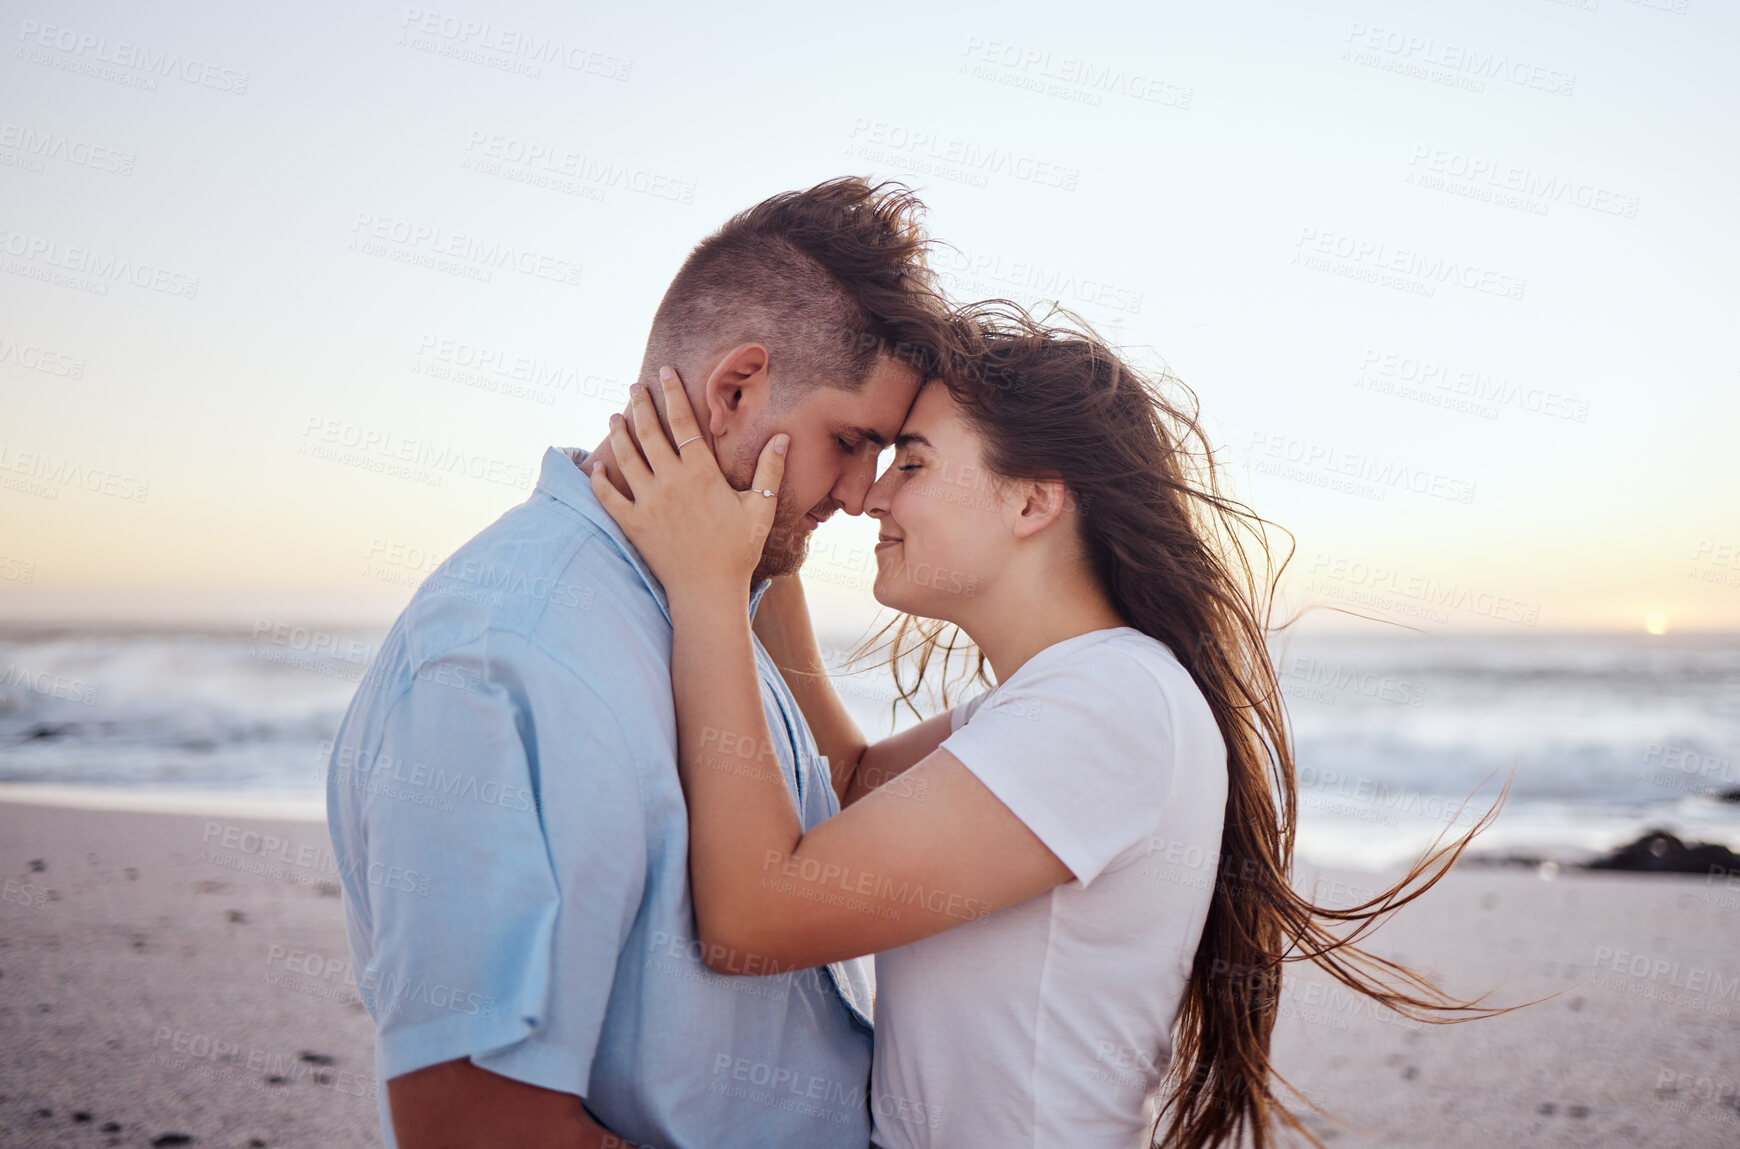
[539,446,772,622]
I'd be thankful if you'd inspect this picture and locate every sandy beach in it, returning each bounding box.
[0,800,379,1149]
[2,797,1737,1148]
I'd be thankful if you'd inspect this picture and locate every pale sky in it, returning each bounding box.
[2,0,1735,634]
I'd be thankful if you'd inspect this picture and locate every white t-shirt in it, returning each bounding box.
[869,626,1228,1149]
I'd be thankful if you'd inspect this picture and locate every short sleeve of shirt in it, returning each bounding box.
[948,691,992,734]
[344,637,645,1093]
[938,639,1177,887]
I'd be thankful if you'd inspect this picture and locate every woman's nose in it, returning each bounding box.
[863,470,893,519]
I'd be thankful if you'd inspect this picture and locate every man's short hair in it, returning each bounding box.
[641,177,950,399]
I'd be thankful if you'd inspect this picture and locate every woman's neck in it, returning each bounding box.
[956,565,1129,685]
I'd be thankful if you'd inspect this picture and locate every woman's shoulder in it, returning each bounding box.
[1041,627,1196,692]
[1038,628,1220,738]
[1095,626,1186,666]
[969,627,1214,740]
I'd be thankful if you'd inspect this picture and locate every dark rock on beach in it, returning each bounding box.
[1584,829,1740,874]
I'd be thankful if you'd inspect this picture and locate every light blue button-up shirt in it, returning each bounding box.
[327,446,876,1149]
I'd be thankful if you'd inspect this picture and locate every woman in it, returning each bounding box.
[590,306,1500,1149]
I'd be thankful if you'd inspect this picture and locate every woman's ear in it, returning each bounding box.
[704,343,773,440]
[1009,477,1070,540]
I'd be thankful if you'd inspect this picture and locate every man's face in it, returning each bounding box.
[718,356,923,583]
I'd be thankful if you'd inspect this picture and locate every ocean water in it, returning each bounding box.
[1,624,1735,868]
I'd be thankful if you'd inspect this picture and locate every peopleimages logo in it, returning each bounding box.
[0,227,199,299]
[0,445,150,502]
[1342,22,1576,97]
[0,121,136,175]
[0,334,86,378]
[959,36,1192,109]
[298,417,536,490]
[326,741,536,813]
[398,8,632,80]
[1306,553,1541,627]
[935,248,1143,314]
[0,662,98,705]
[1280,656,1425,708]
[1355,349,1591,423]
[349,211,581,286]
[846,119,1080,191]
[1247,432,1477,505]
[1292,227,1526,301]
[15,20,251,94]
[0,555,37,583]
[1405,145,1639,219]
[411,334,630,406]
[462,132,694,202]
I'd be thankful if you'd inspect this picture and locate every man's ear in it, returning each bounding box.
[703,343,772,441]
[1009,477,1070,540]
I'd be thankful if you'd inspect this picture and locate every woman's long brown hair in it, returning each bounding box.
[852,302,1513,1149]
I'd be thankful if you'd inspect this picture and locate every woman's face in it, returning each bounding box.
[864,382,1010,620]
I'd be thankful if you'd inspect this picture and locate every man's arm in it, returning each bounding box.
[345,635,645,1144]
[388,1059,614,1149]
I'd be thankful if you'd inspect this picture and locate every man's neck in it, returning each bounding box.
[578,437,767,601]
[577,438,635,500]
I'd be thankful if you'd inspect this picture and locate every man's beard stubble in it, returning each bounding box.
[752,508,813,583]
[718,439,813,585]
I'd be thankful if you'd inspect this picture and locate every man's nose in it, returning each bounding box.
[832,453,879,516]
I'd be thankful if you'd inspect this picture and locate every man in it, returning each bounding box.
[325,177,951,1148]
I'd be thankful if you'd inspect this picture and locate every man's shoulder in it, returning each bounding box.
[368,494,669,704]
[408,489,653,624]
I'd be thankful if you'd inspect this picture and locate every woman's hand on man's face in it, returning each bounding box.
[589,366,788,606]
